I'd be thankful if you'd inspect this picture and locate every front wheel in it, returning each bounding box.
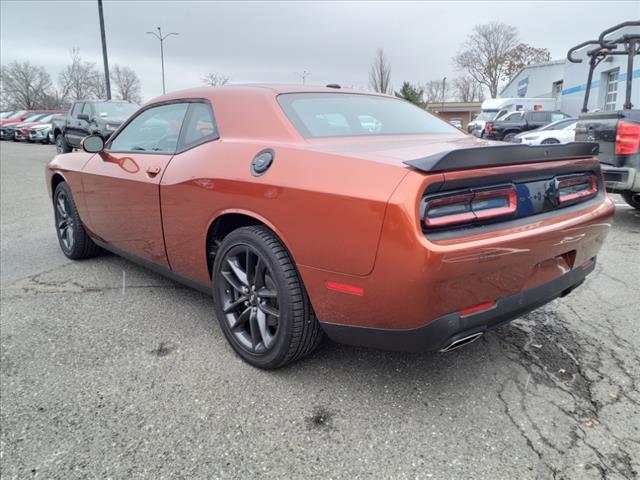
[541,138,560,144]
[55,134,72,154]
[212,225,323,369]
[503,132,517,142]
[53,182,100,259]
[621,191,640,210]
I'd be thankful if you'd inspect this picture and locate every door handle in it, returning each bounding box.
[146,166,161,177]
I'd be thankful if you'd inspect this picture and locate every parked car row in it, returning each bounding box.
[0,110,66,143]
[485,110,571,142]
[0,100,139,149]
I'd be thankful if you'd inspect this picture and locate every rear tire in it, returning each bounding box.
[55,134,72,154]
[503,132,517,142]
[212,225,323,369]
[621,191,640,210]
[53,182,100,259]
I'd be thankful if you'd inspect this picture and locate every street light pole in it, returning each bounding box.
[441,76,447,114]
[295,70,310,85]
[146,27,179,95]
[97,0,111,100]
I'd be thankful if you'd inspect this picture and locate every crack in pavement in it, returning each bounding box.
[3,269,187,296]
[488,308,638,479]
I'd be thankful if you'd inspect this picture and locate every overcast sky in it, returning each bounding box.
[1,1,637,101]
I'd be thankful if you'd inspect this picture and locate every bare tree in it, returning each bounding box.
[503,43,551,81]
[111,65,142,103]
[453,76,485,102]
[0,61,54,109]
[58,48,103,101]
[202,72,230,87]
[423,80,447,104]
[368,48,392,94]
[453,22,519,98]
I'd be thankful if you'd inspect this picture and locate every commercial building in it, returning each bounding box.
[499,55,639,117]
[425,101,482,128]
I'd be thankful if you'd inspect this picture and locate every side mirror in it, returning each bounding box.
[81,135,104,153]
[77,113,90,121]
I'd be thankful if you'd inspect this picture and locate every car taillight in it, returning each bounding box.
[615,121,640,155]
[486,122,493,133]
[557,174,598,204]
[424,185,517,228]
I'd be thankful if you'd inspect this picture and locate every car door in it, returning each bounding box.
[82,102,189,267]
[529,112,549,129]
[77,102,94,138]
[65,102,83,146]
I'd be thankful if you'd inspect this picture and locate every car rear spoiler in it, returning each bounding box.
[403,142,599,173]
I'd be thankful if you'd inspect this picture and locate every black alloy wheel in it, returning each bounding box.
[219,244,281,354]
[212,226,323,369]
[52,182,100,259]
[54,188,75,253]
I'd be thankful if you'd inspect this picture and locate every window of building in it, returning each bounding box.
[552,80,563,99]
[603,69,619,112]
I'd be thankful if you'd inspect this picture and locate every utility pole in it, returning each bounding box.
[97,0,111,99]
[295,70,311,85]
[146,27,179,95]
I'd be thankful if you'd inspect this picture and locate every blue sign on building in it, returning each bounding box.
[517,77,529,97]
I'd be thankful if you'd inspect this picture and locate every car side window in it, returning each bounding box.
[109,103,189,154]
[71,103,83,118]
[179,102,219,149]
[82,103,93,116]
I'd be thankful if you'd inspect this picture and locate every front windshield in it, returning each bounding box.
[278,93,463,138]
[93,102,139,120]
[475,110,498,121]
[22,114,47,123]
[35,114,53,123]
[0,111,15,119]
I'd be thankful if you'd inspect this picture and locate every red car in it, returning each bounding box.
[45,86,614,368]
[0,110,29,127]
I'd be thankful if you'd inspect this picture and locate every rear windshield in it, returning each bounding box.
[278,93,463,138]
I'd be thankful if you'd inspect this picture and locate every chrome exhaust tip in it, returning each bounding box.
[439,332,484,353]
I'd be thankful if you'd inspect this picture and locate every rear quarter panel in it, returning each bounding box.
[300,159,615,329]
[160,140,408,284]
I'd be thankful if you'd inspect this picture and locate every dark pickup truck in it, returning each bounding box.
[486,110,570,142]
[569,21,640,210]
[53,100,138,154]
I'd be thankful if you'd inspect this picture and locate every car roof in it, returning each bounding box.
[142,85,410,143]
[153,84,387,102]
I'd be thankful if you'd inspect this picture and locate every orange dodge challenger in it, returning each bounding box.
[46,85,614,368]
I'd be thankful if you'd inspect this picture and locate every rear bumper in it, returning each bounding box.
[601,164,640,193]
[321,259,595,352]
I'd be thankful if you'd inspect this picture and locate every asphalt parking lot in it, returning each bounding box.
[1,141,638,480]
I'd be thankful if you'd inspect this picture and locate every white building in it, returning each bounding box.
[499,56,640,117]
